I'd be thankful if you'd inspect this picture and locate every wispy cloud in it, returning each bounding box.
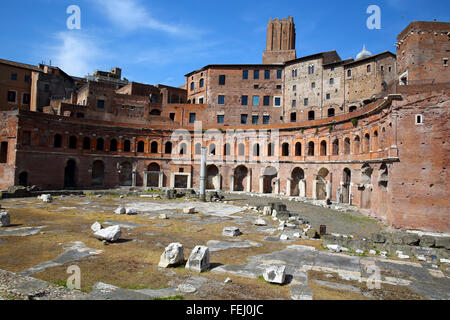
[94,0,199,37]
[47,31,103,77]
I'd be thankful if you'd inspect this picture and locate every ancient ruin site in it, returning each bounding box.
[0,10,449,301]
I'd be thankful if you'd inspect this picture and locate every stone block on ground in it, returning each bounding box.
[159,214,168,220]
[126,208,137,215]
[263,206,272,216]
[263,265,286,284]
[186,246,210,273]
[94,225,122,242]
[306,229,319,239]
[372,233,386,244]
[183,207,196,214]
[0,211,10,227]
[39,194,53,203]
[91,222,102,233]
[434,237,450,250]
[419,236,436,248]
[114,207,126,215]
[254,218,267,226]
[402,233,420,246]
[158,243,184,268]
[223,227,241,237]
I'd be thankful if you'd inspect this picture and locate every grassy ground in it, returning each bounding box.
[0,195,432,300]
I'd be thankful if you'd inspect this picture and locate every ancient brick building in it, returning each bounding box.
[0,19,449,233]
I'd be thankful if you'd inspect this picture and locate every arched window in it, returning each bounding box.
[267,143,274,157]
[137,141,145,153]
[344,138,351,155]
[54,134,62,148]
[295,142,302,156]
[328,108,335,117]
[308,141,315,156]
[364,133,370,153]
[354,136,360,154]
[179,143,187,155]
[253,144,260,157]
[110,139,118,152]
[308,111,315,121]
[349,106,357,113]
[373,131,379,151]
[320,141,327,156]
[96,138,104,151]
[209,144,216,156]
[124,140,131,152]
[165,142,172,154]
[0,142,8,163]
[238,143,245,156]
[195,143,202,155]
[224,143,231,156]
[282,143,290,156]
[69,136,77,149]
[151,141,158,153]
[199,78,204,88]
[83,137,91,150]
[332,139,339,155]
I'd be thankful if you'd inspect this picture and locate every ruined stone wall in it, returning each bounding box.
[387,85,450,232]
[344,55,397,107]
[0,112,18,189]
[396,21,450,84]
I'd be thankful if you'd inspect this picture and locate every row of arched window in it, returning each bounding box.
[50,127,386,157]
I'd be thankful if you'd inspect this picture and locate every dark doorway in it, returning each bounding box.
[64,160,78,188]
[18,172,28,187]
[92,161,105,187]
[119,162,133,186]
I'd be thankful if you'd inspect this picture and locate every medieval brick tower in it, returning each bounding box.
[263,16,297,64]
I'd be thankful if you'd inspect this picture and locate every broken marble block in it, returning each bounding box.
[222,227,241,237]
[263,206,272,216]
[39,194,53,203]
[254,218,267,226]
[263,265,286,284]
[94,225,122,242]
[159,213,168,220]
[126,208,137,215]
[114,207,126,215]
[91,221,103,233]
[185,246,210,273]
[0,211,10,227]
[326,244,342,253]
[183,207,196,214]
[158,243,184,268]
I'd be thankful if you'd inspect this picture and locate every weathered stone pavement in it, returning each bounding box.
[211,245,450,300]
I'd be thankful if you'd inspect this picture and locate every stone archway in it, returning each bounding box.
[92,160,105,187]
[291,167,305,196]
[342,168,351,204]
[316,168,329,200]
[234,165,248,192]
[64,159,78,189]
[360,164,373,209]
[119,161,133,186]
[263,166,277,194]
[206,165,220,190]
[146,163,161,187]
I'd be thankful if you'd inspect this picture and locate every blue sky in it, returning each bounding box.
[0,0,448,86]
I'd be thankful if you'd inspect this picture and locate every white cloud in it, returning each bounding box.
[49,31,103,77]
[94,0,196,37]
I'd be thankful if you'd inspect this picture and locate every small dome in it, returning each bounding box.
[356,45,372,60]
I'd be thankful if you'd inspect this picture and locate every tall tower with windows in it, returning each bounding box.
[263,16,297,64]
